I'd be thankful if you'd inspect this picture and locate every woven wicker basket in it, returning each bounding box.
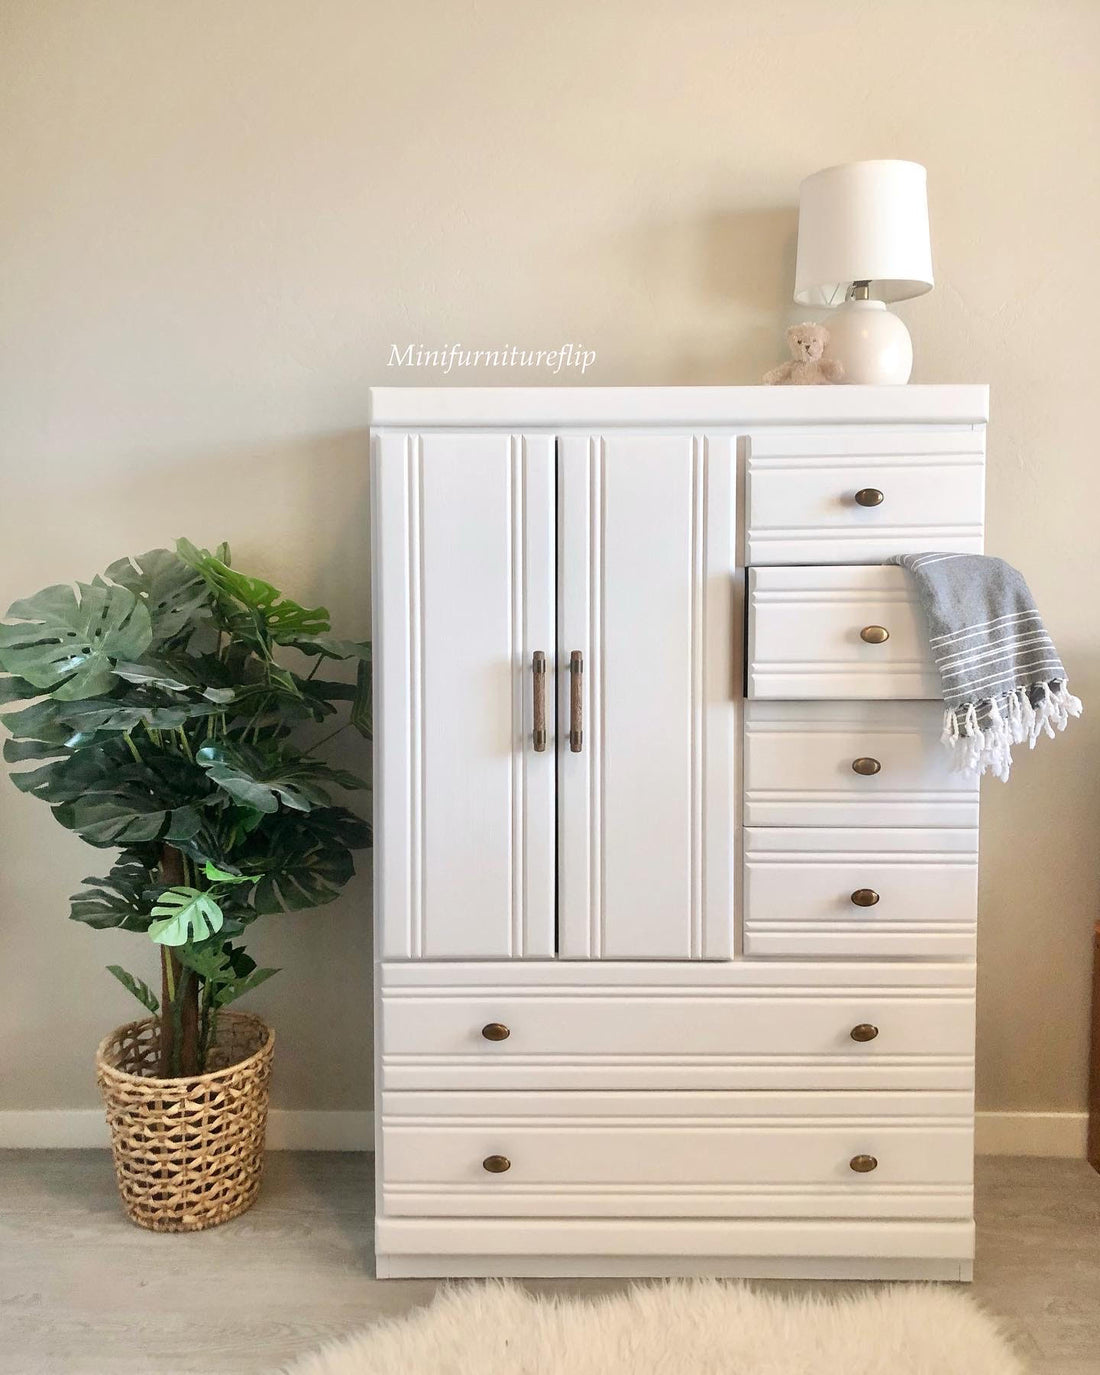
[96,1010,275,1233]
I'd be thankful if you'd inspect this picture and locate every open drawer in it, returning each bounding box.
[747,564,939,699]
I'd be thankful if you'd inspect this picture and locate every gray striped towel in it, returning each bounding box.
[890,553,1082,782]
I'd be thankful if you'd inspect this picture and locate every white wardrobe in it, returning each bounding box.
[369,385,987,1280]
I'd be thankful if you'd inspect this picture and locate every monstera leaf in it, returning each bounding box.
[111,658,235,703]
[106,965,160,1013]
[177,539,330,644]
[195,741,365,814]
[104,549,212,646]
[147,886,225,946]
[0,675,39,705]
[282,641,372,739]
[175,939,277,1006]
[0,582,152,699]
[55,791,205,846]
[351,652,372,739]
[235,806,370,913]
[27,744,211,845]
[70,852,158,931]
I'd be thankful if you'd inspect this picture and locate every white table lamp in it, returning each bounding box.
[794,160,933,384]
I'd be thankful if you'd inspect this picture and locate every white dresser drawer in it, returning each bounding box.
[745,428,985,565]
[744,700,977,827]
[744,828,978,959]
[381,986,974,1097]
[381,1089,973,1219]
[748,565,939,699]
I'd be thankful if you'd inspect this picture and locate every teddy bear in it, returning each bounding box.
[763,322,844,385]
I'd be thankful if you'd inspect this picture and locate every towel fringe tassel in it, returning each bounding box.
[943,680,1082,782]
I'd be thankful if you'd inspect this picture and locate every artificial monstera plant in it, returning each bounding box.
[0,539,371,1076]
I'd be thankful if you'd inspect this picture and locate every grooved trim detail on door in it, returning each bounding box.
[408,432,425,959]
[690,435,706,960]
[589,434,604,959]
[510,434,523,959]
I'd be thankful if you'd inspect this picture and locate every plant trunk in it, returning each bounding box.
[157,844,200,1078]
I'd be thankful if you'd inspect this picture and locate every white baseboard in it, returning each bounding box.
[0,1109,1088,1158]
[0,1109,375,1151]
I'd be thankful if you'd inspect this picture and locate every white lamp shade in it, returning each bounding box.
[794,160,934,307]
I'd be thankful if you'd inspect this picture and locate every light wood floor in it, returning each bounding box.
[1,1151,1098,1374]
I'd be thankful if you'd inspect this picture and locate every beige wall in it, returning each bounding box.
[1,0,1098,1120]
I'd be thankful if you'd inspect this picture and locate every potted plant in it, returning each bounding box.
[0,539,371,1231]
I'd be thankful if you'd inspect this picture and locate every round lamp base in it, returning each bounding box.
[824,299,913,385]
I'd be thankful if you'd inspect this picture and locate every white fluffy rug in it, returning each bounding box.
[281,1279,1025,1374]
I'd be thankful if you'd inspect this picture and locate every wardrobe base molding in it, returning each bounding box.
[378,1254,973,1281]
[376,1217,975,1282]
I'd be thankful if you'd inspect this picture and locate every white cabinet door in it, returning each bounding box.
[556,434,737,959]
[372,432,556,959]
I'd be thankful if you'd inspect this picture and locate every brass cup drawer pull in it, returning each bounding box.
[481,1022,510,1042]
[482,1154,511,1174]
[851,756,882,776]
[854,487,885,507]
[860,624,890,644]
[850,1023,880,1042]
[850,889,880,908]
[849,1154,879,1173]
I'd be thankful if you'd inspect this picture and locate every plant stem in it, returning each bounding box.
[157,844,200,1077]
[198,980,217,1074]
[175,726,194,763]
[305,722,349,755]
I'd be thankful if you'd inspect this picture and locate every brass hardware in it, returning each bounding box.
[482,1154,511,1173]
[569,651,583,752]
[849,1154,878,1173]
[860,625,890,644]
[854,487,884,507]
[850,889,880,908]
[481,1023,510,1042]
[850,1023,880,1042]
[851,757,882,776]
[532,652,547,752]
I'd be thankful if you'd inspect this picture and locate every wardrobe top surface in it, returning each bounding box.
[369,384,989,429]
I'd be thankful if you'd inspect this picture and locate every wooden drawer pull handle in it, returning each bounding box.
[851,757,881,776]
[850,1023,880,1042]
[532,651,547,751]
[860,624,890,644]
[854,487,885,507]
[569,651,583,752]
[850,889,880,908]
[481,1023,510,1041]
[482,1155,511,1173]
[849,1154,878,1173]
